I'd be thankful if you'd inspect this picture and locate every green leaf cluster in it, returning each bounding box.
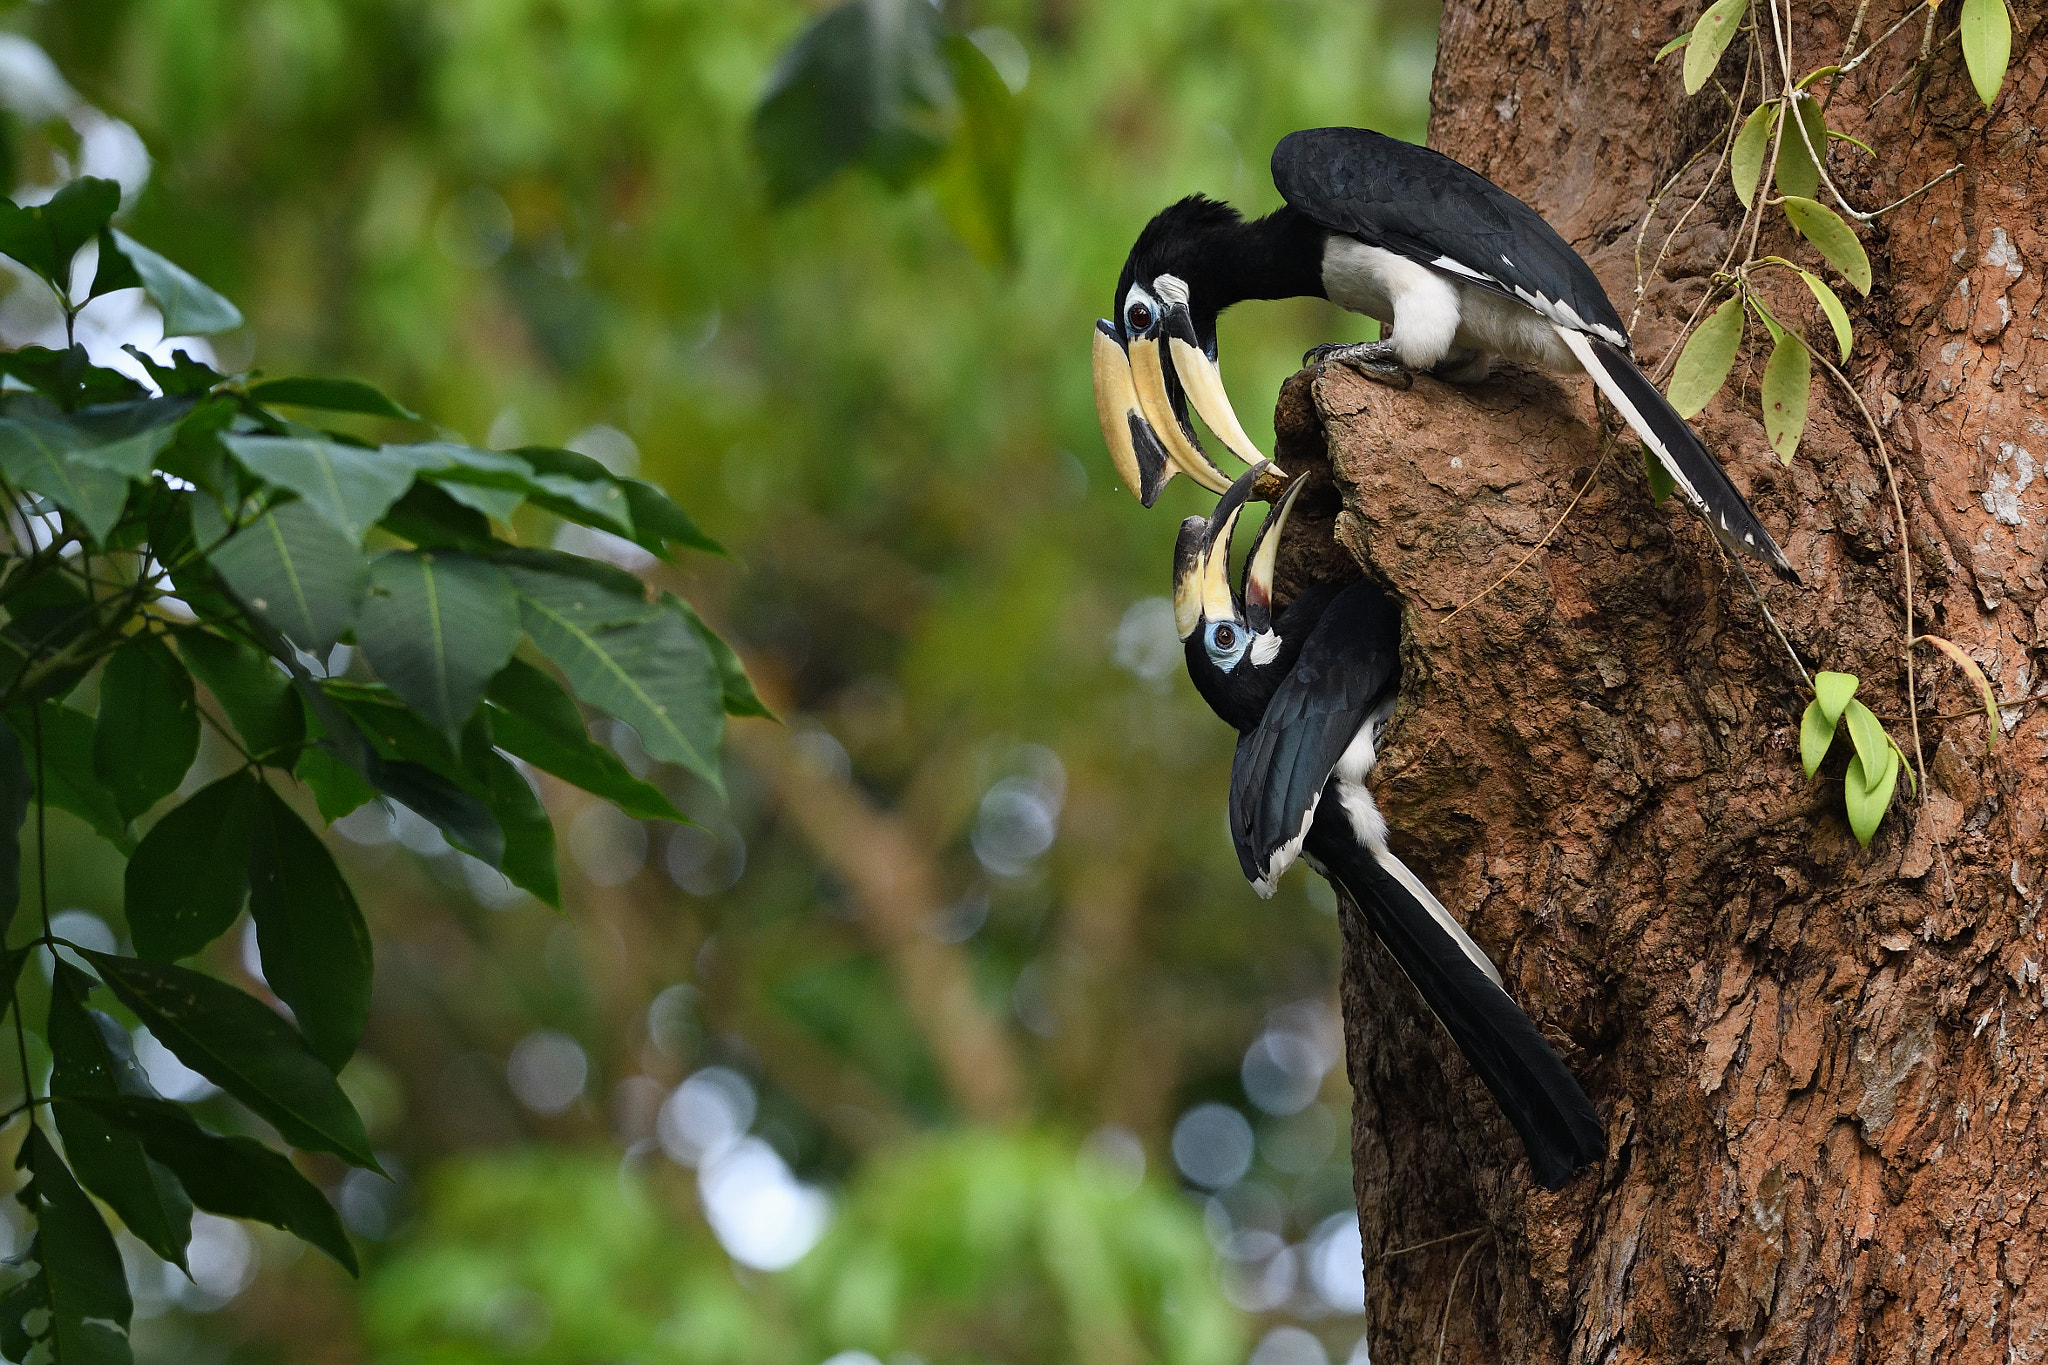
[1799,671,1914,847]
[0,179,760,1358]
[752,0,1024,267]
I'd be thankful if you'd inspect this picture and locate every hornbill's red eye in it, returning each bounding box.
[1126,301,1153,332]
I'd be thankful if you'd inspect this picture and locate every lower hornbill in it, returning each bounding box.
[1096,125,1798,584]
[1177,463,1605,1190]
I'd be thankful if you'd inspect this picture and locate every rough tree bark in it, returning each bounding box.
[1289,2,2048,1360]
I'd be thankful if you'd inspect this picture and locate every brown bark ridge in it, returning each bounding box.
[1296,3,2048,1360]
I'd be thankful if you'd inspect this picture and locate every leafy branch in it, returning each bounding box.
[0,176,765,1361]
[1650,0,2013,844]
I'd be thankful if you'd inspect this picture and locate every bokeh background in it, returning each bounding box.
[0,2,1439,1361]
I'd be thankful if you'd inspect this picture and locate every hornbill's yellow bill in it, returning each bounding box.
[1092,321,1178,506]
[1243,476,1307,634]
[1173,461,1284,639]
[1126,332,1235,497]
[1160,305,1267,471]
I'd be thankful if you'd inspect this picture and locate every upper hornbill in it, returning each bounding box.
[1096,125,1798,583]
[1177,462,1605,1189]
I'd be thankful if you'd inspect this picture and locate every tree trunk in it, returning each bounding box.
[1298,3,2048,1359]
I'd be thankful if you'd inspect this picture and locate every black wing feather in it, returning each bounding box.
[1272,127,1627,343]
[1229,581,1399,883]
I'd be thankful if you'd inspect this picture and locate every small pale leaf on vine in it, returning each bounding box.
[1730,102,1775,208]
[1960,0,2012,108]
[1667,295,1746,418]
[1773,94,1828,200]
[1797,269,1853,362]
[1813,671,1858,726]
[1682,0,1748,94]
[1843,747,1899,847]
[1656,29,1693,59]
[1761,326,1811,462]
[1800,699,1837,778]
[1841,699,1890,792]
[1781,196,1872,294]
[1916,633,2001,751]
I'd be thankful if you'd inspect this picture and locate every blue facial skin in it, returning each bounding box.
[1203,618,1250,672]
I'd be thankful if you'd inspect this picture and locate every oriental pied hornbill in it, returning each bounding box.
[1178,463,1604,1189]
[1097,125,1798,583]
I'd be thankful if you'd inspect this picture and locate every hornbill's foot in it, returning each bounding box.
[1303,339,1412,390]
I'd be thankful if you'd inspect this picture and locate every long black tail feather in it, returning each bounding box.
[1563,329,1800,584]
[1310,810,1605,1190]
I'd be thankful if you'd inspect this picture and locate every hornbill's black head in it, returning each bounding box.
[1171,461,1310,732]
[1093,197,1271,506]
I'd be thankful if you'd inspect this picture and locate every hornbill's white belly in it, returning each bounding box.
[1321,238,1580,373]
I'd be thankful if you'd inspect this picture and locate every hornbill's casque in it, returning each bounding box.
[1178,463,1605,1190]
[1097,125,1798,583]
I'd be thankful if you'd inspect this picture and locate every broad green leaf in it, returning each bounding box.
[484,659,685,821]
[494,550,655,625]
[751,0,954,204]
[90,227,143,298]
[372,759,504,865]
[672,594,774,719]
[1813,671,1859,726]
[1773,94,1828,201]
[1960,0,2012,108]
[0,723,26,936]
[356,551,521,737]
[9,701,131,850]
[1781,196,1872,294]
[0,177,119,284]
[294,742,378,822]
[48,964,194,1269]
[513,578,725,790]
[1666,295,1746,419]
[1761,326,1811,462]
[377,480,504,553]
[1682,0,1747,94]
[432,478,526,525]
[250,376,419,421]
[178,629,304,761]
[622,479,723,556]
[1799,699,1837,777]
[222,435,420,544]
[208,499,370,654]
[474,747,559,907]
[125,769,258,960]
[66,397,192,479]
[0,415,133,543]
[93,633,200,823]
[1656,29,1693,59]
[108,229,244,336]
[1840,699,1890,791]
[1730,102,1775,208]
[0,342,148,411]
[249,784,372,1070]
[321,683,506,864]
[1843,746,1899,846]
[82,950,377,1167]
[507,446,638,535]
[1796,269,1853,362]
[7,1128,134,1365]
[81,1095,358,1274]
[930,33,1021,268]
[1916,633,2002,751]
[122,344,225,397]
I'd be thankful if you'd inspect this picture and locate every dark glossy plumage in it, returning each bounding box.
[1273,126,1628,343]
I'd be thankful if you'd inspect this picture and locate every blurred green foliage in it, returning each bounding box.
[1,0,1437,1360]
